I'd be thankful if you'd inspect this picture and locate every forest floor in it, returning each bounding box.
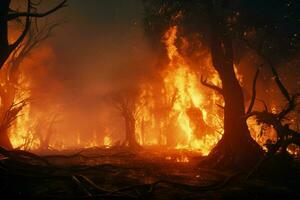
[0,146,300,200]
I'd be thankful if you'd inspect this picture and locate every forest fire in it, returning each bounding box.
[2,20,299,164]
[4,25,226,155]
[4,25,297,157]
[156,26,223,154]
[134,26,224,155]
[0,1,299,199]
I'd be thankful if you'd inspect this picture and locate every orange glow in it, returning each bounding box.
[9,72,39,150]
[162,26,223,155]
[134,26,224,155]
[175,154,189,163]
[103,135,112,148]
[5,24,296,157]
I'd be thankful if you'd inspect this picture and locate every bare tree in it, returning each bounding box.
[110,89,142,150]
[0,0,67,69]
[36,114,60,150]
[9,20,61,83]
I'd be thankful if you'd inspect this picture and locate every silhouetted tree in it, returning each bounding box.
[0,0,67,68]
[110,89,142,150]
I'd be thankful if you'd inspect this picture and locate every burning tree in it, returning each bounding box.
[0,0,67,149]
[34,114,60,151]
[109,88,142,150]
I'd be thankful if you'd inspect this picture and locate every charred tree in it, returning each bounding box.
[110,89,142,150]
[36,114,59,150]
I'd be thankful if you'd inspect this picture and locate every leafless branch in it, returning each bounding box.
[256,99,268,112]
[9,20,62,82]
[9,0,32,51]
[0,98,29,133]
[8,0,67,21]
[246,67,260,114]
[200,76,223,95]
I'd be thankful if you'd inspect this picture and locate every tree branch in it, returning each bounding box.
[7,0,67,21]
[256,98,268,112]
[9,0,32,51]
[246,67,260,114]
[267,59,291,103]
[200,76,223,95]
[242,37,298,120]
[9,21,61,82]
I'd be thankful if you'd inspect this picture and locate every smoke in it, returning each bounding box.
[12,0,159,148]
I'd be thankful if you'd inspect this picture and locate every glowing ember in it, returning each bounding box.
[175,154,189,163]
[103,135,112,148]
[165,156,172,160]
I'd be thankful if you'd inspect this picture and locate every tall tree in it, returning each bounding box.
[201,1,262,169]
[110,89,142,150]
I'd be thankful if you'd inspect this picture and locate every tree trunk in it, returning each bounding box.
[0,84,14,149]
[0,0,11,69]
[0,129,12,149]
[0,0,12,149]
[202,4,263,169]
[123,113,140,149]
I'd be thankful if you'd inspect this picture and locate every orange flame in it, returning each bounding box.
[135,26,224,155]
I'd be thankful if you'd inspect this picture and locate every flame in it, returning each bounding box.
[175,154,189,163]
[162,26,223,155]
[164,154,189,163]
[135,26,224,155]
[103,135,112,148]
[6,23,298,158]
[6,43,57,150]
[9,73,39,150]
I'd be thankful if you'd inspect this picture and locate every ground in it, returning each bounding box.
[0,146,300,199]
